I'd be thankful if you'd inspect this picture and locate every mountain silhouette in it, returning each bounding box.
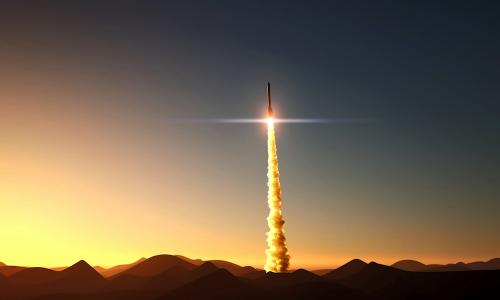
[175,255,204,265]
[323,259,367,280]
[256,269,325,288]
[8,267,60,285]
[392,259,427,271]
[392,258,500,272]
[141,265,191,292]
[1,255,499,300]
[43,260,105,294]
[1,260,105,298]
[58,260,105,284]
[175,255,257,276]
[0,262,5,267]
[207,260,256,276]
[115,254,196,277]
[426,264,471,272]
[332,261,415,297]
[310,268,334,275]
[162,268,363,300]
[94,257,146,277]
[239,269,266,280]
[336,262,500,299]
[160,268,248,300]
[0,265,26,277]
[189,262,220,280]
[105,272,151,292]
[468,258,500,270]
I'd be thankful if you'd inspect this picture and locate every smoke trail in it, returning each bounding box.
[265,119,290,272]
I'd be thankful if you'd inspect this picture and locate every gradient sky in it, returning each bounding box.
[1,1,499,269]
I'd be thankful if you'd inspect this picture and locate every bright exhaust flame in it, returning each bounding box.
[265,117,290,272]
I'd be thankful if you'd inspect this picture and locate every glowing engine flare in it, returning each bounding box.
[265,99,290,273]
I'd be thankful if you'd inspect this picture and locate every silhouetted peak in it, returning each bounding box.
[142,255,193,267]
[61,260,104,281]
[392,259,427,271]
[323,259,368,280]
[336,259,368,270]
[118,254,197,277]
[148,254,177,262]
[65,260,94,272]
[346,259,367,266]
[292,268,323,280]
[0,262,5,267]
[293,268,311,274]
[292,268,320,277]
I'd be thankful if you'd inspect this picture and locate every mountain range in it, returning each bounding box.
[0,255,499,299]
[391,258,500,272]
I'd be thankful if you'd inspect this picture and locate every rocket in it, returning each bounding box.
[267,82,273,116]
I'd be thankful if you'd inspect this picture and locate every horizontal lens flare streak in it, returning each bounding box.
[163,118,369,124]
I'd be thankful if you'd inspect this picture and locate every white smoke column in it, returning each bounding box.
[265,118,290,272]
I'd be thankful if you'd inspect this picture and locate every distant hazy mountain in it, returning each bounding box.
[175,255,257,276]
[115,255,197,277]
[467,258,500,270]
[0,265,27,276]
[391,259,427,271]
[8,267,61,285]
[94,257,146,277]
[391,258,500,272]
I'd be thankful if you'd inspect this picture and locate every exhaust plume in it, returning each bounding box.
[265,118,290,272]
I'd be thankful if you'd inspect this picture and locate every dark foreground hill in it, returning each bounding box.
[0,256,499,300]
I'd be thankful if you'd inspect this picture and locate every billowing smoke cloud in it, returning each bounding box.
[265,120,290,272]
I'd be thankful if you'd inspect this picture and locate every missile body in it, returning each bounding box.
[267,82,273,116]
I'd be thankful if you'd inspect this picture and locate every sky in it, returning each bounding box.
[1,0,499,269]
